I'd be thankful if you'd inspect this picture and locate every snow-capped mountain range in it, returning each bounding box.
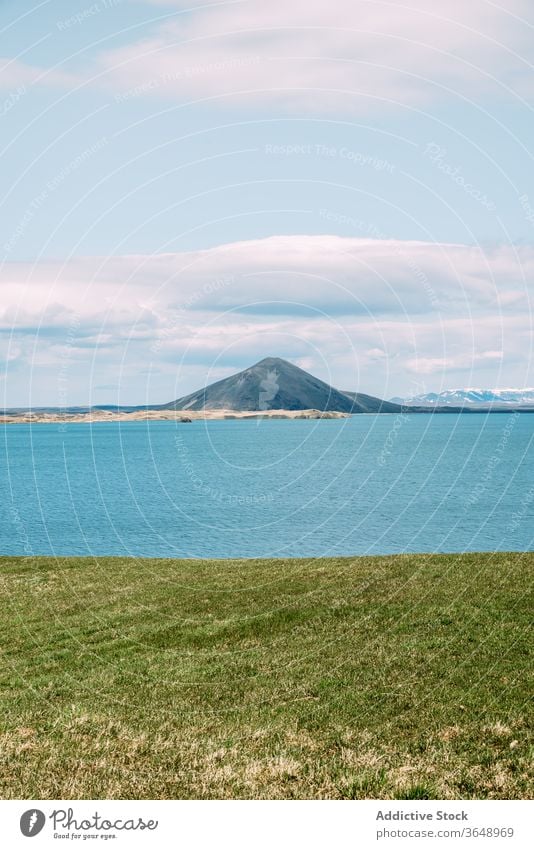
[390,388,534,407]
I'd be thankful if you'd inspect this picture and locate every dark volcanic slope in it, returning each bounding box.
[164,357,402,413]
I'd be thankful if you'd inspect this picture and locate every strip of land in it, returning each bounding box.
[0,409,349,424]
[0,552,532,799]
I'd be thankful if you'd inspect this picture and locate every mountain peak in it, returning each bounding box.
[164,358,400,413]
[252,356,291,368]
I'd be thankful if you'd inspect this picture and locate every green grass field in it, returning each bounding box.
[0,552,532,799]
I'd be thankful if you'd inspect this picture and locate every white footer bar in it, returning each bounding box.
[1,800,532,848]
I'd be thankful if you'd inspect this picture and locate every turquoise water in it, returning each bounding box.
[1,414,533,558]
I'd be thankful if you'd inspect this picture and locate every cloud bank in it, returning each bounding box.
[96,0,534,112]
[5,1,533,114]
[1,234,533,405]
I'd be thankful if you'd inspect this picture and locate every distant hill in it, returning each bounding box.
[8,366,532,417]
[391,388,534,408]
[163,357,402,413]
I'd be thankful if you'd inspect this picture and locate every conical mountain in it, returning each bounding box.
[163,357,402,413]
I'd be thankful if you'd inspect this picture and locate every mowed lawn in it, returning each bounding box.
[0,552,532,800]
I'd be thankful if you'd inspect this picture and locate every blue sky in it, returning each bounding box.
[1,0,534,405]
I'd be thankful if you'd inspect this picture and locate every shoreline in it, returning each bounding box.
[3,407,534,424]
[0,408,350,424]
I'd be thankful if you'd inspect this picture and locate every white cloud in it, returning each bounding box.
[3,234,533,322]
[96,0,534,111]
[1,234,533,404]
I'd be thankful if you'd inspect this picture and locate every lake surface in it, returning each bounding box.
[1,414,533,558]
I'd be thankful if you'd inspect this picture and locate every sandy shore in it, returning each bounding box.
[0,408,349,424]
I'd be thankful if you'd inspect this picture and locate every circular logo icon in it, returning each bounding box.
[20,810,46,837]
